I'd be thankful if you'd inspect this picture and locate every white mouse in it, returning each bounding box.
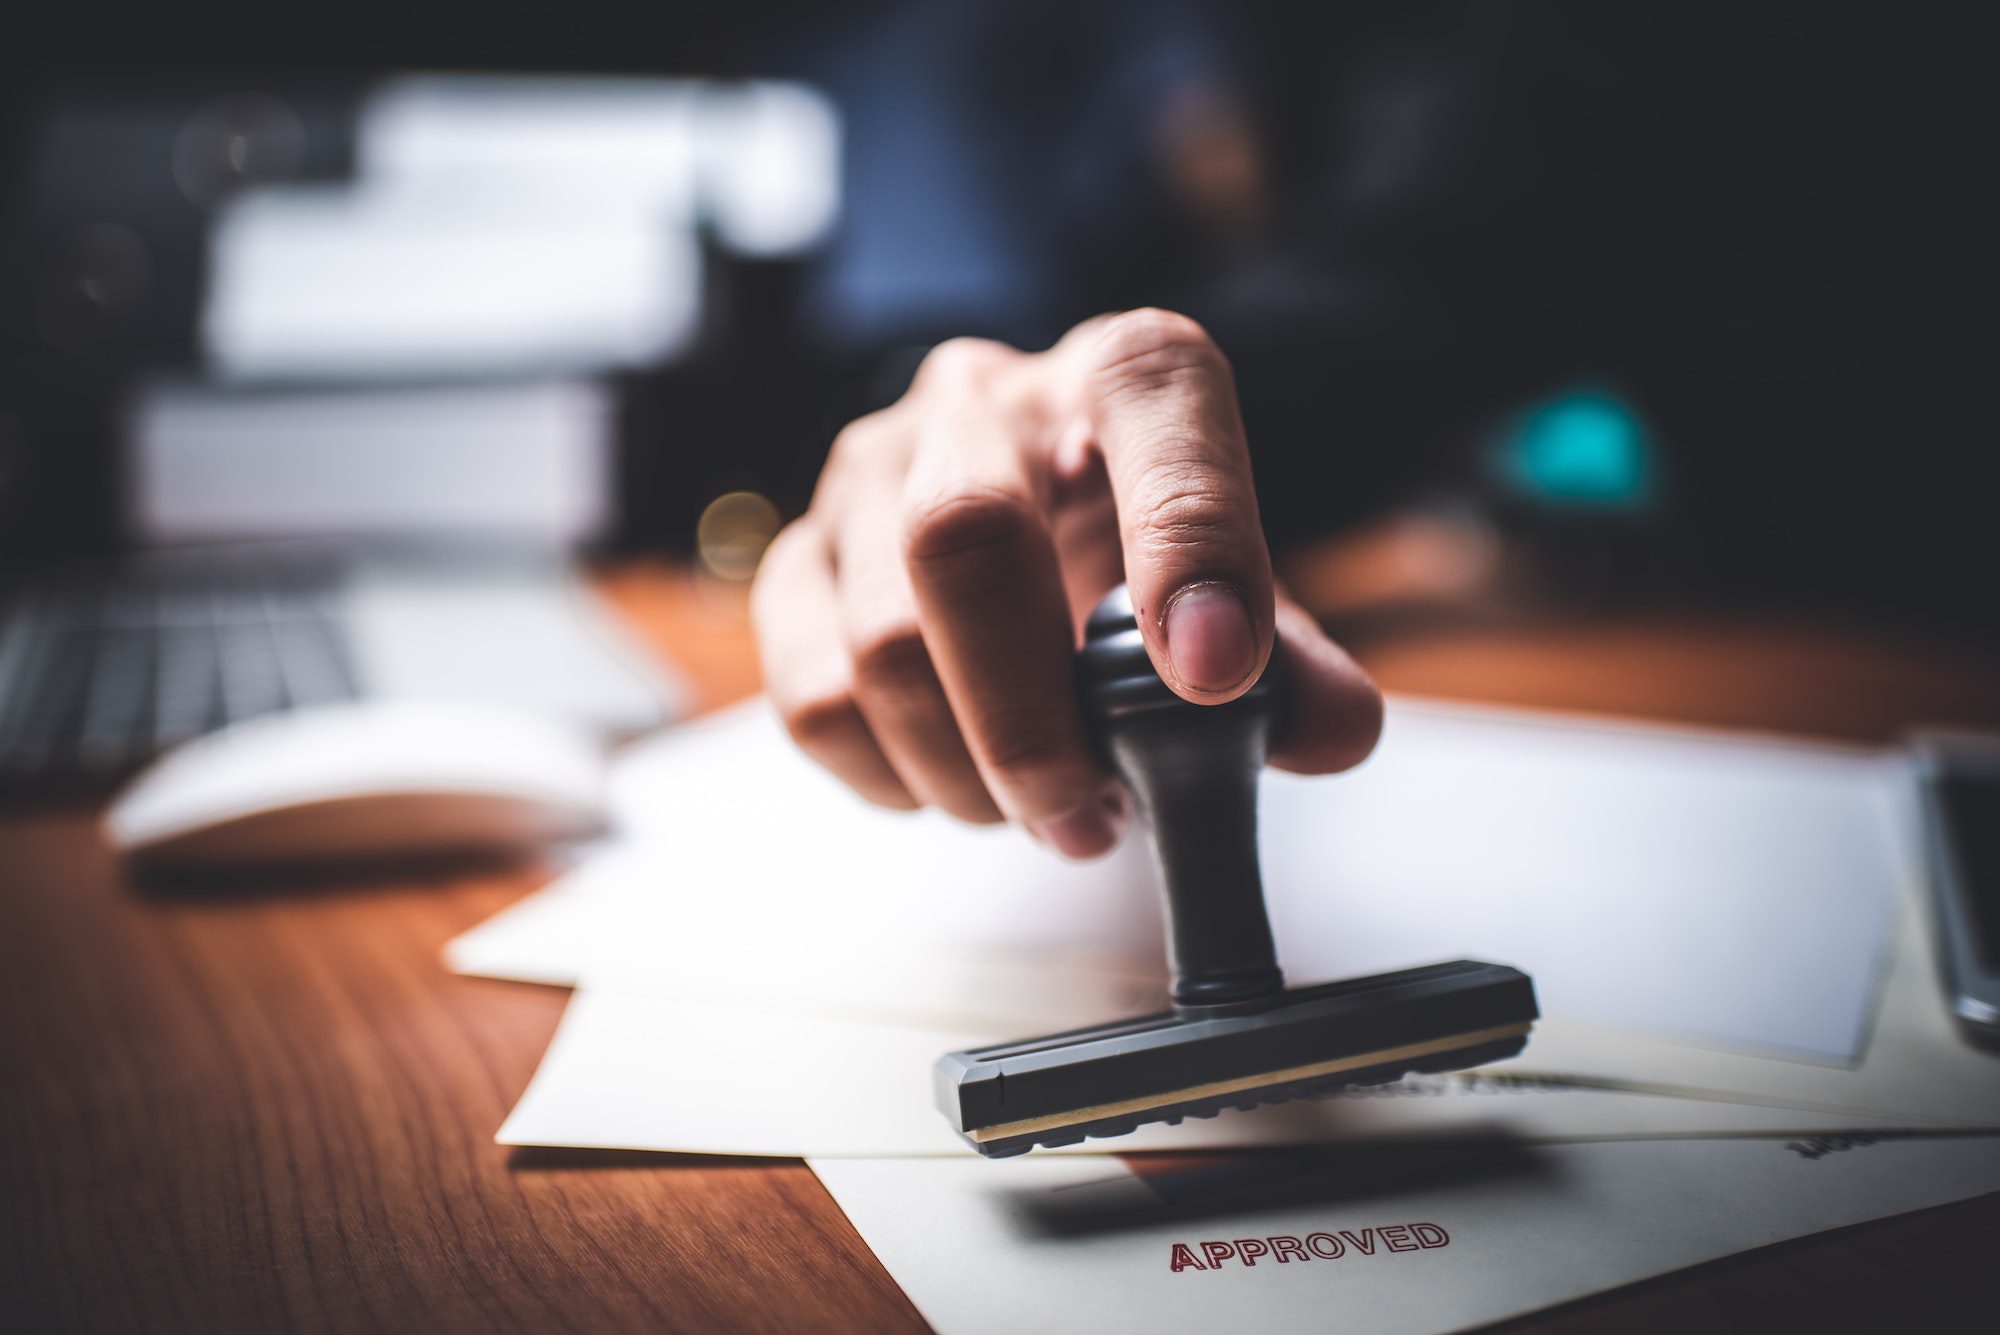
[105,700,608,870]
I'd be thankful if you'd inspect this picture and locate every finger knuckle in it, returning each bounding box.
[976,719,1079,785]
[914,337,1009,392]
[776,684,864,756]
[1131,462,1253,556]
[848,619,937,703]
[827,412,896,472]
[902,484,1038,567]
[1090,308,1228,389]
[749,519,803,588]
[747,521,819,616]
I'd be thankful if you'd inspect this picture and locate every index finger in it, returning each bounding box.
[897,357,1124,859]
[1065,309,1275,705]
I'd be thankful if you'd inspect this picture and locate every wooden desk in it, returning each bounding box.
[5,565,1998,1333]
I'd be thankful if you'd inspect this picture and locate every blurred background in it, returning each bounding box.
[2,0,1993,786]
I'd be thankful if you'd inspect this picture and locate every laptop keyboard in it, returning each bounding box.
[0,558,359,783]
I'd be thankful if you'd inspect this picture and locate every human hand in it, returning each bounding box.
[751,309,1382,858]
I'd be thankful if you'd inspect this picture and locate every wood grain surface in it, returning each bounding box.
[4,564,1998,1333]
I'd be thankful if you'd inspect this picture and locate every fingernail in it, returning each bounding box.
[1165,582,1257,694]
[1029,798,1124,860]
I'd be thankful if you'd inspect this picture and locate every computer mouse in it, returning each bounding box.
[105,700,607,871]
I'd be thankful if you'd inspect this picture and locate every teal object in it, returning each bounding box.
[1494,386,1655,509]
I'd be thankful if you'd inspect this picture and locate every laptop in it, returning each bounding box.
[0,377,683,786]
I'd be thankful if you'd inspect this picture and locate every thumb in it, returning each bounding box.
[1071,309,1275,704]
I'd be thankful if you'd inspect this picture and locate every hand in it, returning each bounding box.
[751,309,1383,858]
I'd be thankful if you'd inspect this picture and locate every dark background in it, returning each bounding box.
[3,1,1992,637]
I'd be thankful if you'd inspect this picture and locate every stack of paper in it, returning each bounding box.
[447,697,2000,1332]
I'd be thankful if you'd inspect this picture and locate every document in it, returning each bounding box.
[463,698,2000,1157]
[1251,702,1903,1064]
[520,698,1904,1061]
[1520,887,2000,1125]
[480,849,1999,1156]
[446,849,626,988]
[493,991,1934,1158]
[809,1135,2000,1335]
[453,696,2000,1317]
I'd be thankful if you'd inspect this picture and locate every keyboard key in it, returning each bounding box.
[0,558,359,782]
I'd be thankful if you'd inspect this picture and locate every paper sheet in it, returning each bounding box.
[809,1136,2000,1335]
[576,699,1901,1063]
[493,991,1938,1158]
[445,848,627,987]
[482,856,2000,1157]
[594,703,1164,975]
[1255,705,1904,1064]
[1519,887,2000,1124]
[464,698,2000,1157]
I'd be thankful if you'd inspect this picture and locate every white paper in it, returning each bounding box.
[1520,885,2000,1124]
[444,856,620,988]
[579,698,1901,1062]
[810,1136,2000,1335]
[493,991,1938,1159]
[1257,704,1904,1064]
[466,698,2000,1160]
[593,702,1163,975]
[476,867,2000,1156]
